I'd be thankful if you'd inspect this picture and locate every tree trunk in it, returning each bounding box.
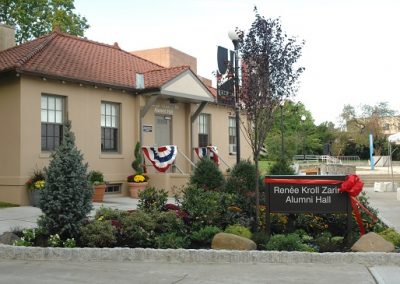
[255,153,260,231]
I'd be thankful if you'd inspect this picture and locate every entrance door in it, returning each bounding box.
[155,115,172,146]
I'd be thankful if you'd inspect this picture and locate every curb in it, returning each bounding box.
[1,245,399,265]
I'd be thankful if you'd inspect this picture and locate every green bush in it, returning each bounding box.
[190,226,222,248]
[155,233,190,249]
[131,142,144,173]
[88,170,104,185]
[80,220,117,247]
[265,233,316,252]
[251,231,270,250]
[225,160,258,195]
[38,120,92,239]
[313,232,343,252]
[178,185,235,230]
[268,159,294,175]
[224,224,252,239]
[94,207,127,222]
[121,211,156,248]
[190,158,225,191]
[153,211,186,236]
[138,187,168,212]
[379,228,400,247]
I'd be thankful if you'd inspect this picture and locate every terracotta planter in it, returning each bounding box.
[128,182,148,198]
[92,184,106,202]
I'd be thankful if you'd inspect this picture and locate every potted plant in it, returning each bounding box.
[26,169,45,207]
[127,142,149,198]
[88,170,106,202]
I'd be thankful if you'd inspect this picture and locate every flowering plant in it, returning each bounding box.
[127,174,149,183]
[26,169,45,190]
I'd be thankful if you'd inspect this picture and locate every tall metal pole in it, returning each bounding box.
[301,115,306,161]
[280,104,284,161]
[232,39,241,164]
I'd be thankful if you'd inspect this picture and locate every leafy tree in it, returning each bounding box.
[38,120,92,239]
[0,0,89,44]
[339,102,397,155]
[238,8,304,227]
[265,101,327,160]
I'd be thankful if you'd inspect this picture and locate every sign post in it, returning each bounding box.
[264,175,351,239]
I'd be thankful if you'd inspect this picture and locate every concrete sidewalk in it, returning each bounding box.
[0,260,380,284]
[0,196,176,235]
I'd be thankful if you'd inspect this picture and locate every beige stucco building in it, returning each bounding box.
[0,27,252,205]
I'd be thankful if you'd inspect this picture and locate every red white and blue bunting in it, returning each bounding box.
[142,145,178,173]
[194,146,219,165]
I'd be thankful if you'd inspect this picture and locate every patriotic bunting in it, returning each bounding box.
[142,145,178,173]
[194,146,219,165]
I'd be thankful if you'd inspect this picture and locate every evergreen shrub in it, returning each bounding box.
[268,159,295,175]
[190,158,225,191]
[38,120,92,239]
[265,233,316,252]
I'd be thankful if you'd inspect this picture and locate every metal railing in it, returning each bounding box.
[293,155,360,165]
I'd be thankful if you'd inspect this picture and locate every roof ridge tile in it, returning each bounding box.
[15,32,57,68]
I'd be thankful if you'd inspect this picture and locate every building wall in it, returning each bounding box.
[15,76,139,203]
[0,75,253,204]
[0,74,22,204]
[132,47,197,74]
[192,103,253,170]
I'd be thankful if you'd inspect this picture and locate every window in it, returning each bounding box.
[229,117,237,154]
[105,183,121,193]
[198,113,210,147]
[41,95,64,151]
[101,102,120,152]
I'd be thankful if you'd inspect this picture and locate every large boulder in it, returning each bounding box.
[0,232,20,245]
[351,232,395,252]
[211,232,257,251]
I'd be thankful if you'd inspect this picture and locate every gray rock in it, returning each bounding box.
[351,232,395,252]
[0,232,20,245]
[211,233,257,251]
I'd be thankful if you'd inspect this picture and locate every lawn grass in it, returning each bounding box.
[0,201,19,208]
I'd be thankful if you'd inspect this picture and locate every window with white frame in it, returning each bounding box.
[229,117,237,154]
[198,113,210,147]
[101,102,120,152]
[41,95,65,151]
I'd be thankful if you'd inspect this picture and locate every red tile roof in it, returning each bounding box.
[144,66,190,88]
[0,30,191,91]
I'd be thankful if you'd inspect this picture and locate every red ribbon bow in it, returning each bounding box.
[339,174,378,235]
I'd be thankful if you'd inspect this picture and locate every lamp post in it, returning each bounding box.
[228,30,241,164]
[280,100,285,161]
[301,115,306,161]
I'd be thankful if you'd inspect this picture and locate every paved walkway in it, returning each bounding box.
[0,196,176,234]
[0,260,382,284]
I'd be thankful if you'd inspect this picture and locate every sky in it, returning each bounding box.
[74,0,400,126]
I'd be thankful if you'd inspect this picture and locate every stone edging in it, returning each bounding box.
[0,245,399,265]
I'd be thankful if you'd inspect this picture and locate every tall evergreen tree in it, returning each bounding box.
[38,120,92,239]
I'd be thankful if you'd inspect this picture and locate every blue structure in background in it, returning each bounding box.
[369,133,374,170]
